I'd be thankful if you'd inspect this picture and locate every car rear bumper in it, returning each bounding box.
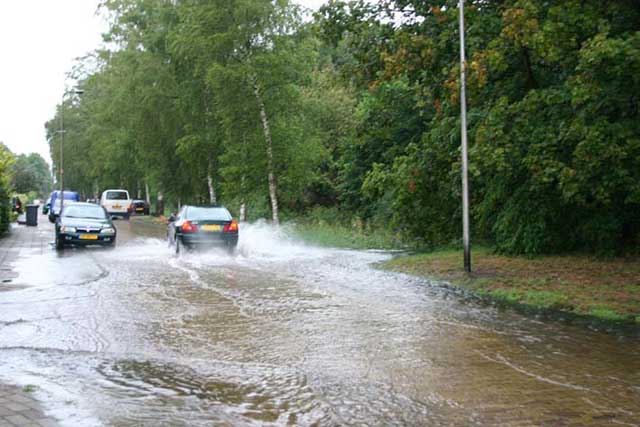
[179,233,238,248]
[107,211,130,217]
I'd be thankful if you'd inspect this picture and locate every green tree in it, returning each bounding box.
[10,153,52,197]
[168,0,323,222]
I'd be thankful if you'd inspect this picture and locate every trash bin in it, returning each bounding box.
[26,204,39,227]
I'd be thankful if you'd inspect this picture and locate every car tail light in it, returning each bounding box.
[224,220,239,233]
[181,221,198,232]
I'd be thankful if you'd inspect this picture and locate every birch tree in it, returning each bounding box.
[173,0,315,225]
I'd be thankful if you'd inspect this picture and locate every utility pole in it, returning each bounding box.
[60,96,65,215]
[459,0,471,272]
[59,88,84,215]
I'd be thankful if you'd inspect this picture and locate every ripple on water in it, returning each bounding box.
[95,357,335,426]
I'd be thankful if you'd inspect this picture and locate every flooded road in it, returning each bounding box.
[1,217,639,426]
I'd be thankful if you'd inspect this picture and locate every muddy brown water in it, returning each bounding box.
[0,217,638,426]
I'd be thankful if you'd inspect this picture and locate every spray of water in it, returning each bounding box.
[236,220,333,261]
[110,219,340,265]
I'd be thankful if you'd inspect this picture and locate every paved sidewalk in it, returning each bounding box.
[0,217,59,427]
[0,385,57,427]
[0,217,51,286]
[0,226,19,288]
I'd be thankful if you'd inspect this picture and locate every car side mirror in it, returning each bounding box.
[168,213,177,222]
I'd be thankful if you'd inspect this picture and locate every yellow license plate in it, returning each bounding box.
[201,224,222,231]
[79,234,98,240]
[136,208,144,211]
[113,204,121,209]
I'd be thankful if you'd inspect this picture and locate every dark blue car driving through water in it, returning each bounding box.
[55,202,117,250]
[167,205,239,254]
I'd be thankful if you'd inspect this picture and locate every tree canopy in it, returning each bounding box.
[10,153,52,198]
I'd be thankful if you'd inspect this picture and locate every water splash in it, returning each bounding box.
[235,220,329,261]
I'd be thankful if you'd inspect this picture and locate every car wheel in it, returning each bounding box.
[55,234,64,250]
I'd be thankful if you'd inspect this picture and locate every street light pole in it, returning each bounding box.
[59,88,84,215]
[459,0,471,272]
[60,95,64,214]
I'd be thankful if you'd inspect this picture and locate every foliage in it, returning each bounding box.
[316,0,640,255]
[10,153,52,198]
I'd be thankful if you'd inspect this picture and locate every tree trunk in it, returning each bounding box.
[239,135,247,222]
[145,182,150,204]
[207,160,217,205]
[522,47,537,90]
[156,191,164,217]
[239,203,246,222]
[239,173,246,222]
[251,76,279,225]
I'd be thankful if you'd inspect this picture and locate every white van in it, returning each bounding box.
[100,189,132,219]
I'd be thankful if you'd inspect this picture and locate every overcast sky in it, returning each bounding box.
[0,0,328,166]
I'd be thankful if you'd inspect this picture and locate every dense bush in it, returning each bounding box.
[0,144,13,234]
[319,0,640,255]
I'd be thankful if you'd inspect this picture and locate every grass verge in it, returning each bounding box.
[291,221,406,250]
[381,246,640,326]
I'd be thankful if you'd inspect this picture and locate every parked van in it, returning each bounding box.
[48,190,81,223]
[100,189,132,219]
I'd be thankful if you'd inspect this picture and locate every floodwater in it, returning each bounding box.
[0,219,639,426]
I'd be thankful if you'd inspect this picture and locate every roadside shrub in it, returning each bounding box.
[0,185,10,234]
[0,144,13,234]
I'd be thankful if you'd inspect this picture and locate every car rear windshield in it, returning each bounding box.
[62,205,107,220]
[185,207,232,221]
[106,191,129,200]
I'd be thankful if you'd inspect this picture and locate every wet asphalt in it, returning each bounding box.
[0,214,639,426]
